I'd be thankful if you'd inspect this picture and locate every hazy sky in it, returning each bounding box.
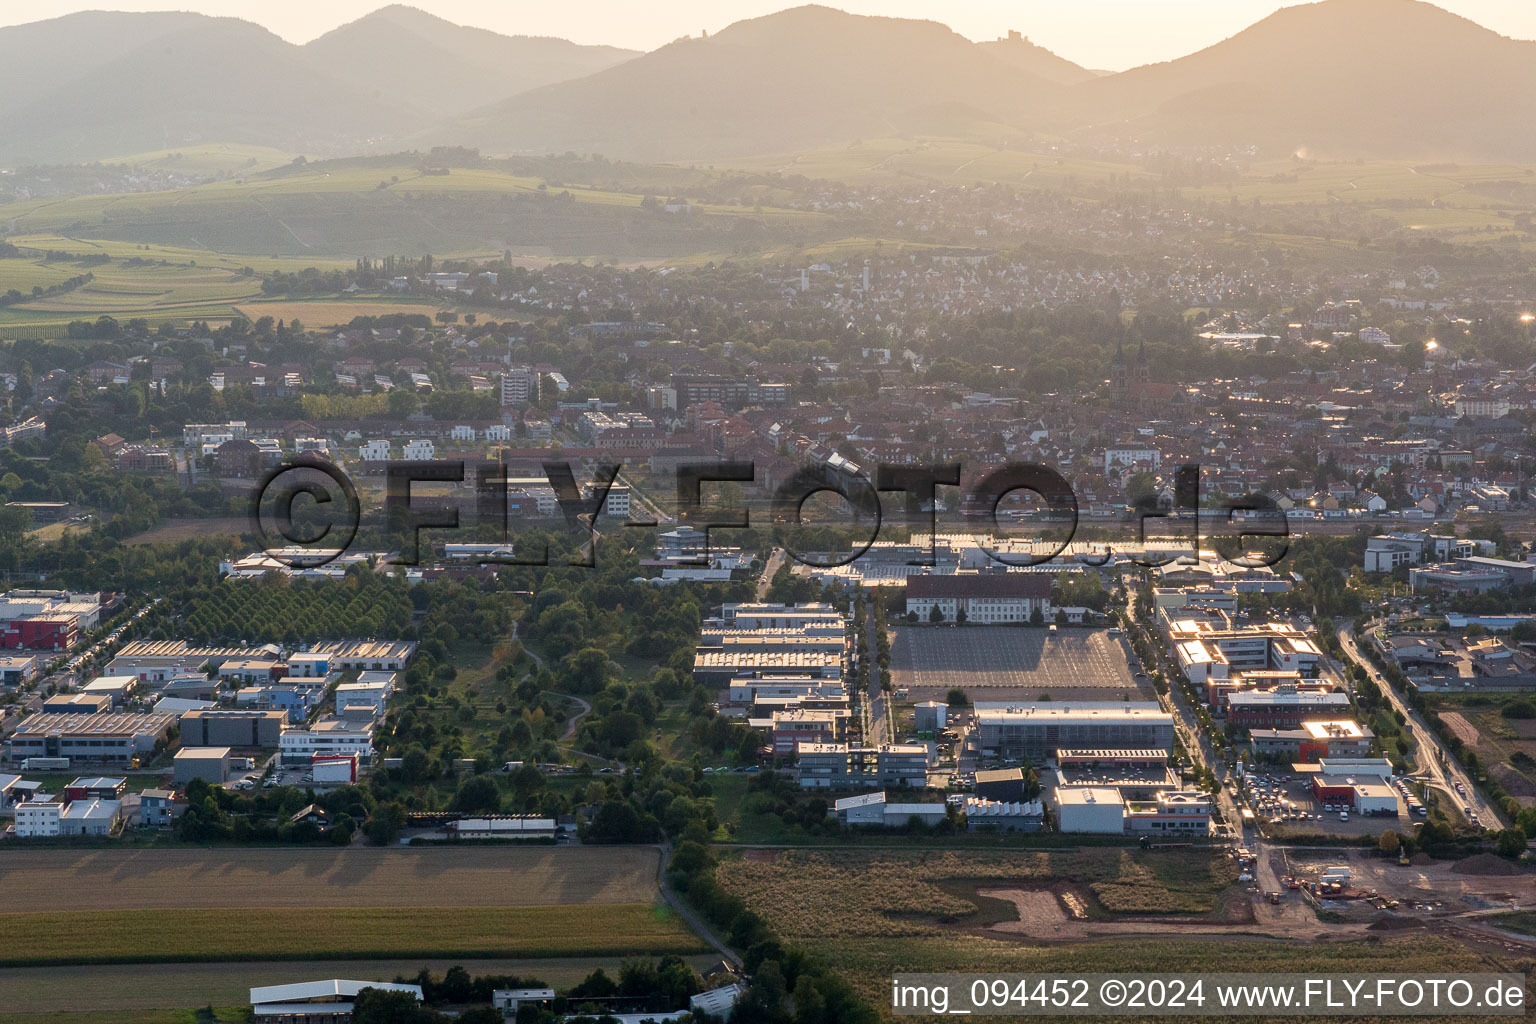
[7,0,1536,69]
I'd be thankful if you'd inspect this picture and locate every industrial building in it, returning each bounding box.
[3,711,176,766]
[914,701,948,733]
[444,815,556,839]
[107,639,253,680]
[964,797,1044,832]
[974,702,1174,761]
[179,709,287,748]
[307,640,418,673]
[1053,786,1126,834]
[174,746,232,785]
[833,791,948,827]
[249,980,423,1024]
[973,767,1028,802]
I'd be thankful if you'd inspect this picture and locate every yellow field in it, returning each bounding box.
[234,299,443,325]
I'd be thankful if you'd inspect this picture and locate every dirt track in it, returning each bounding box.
[0,846,660,911]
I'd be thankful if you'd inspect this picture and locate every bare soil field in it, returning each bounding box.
[0,846,660,911]
[234,300,441,325]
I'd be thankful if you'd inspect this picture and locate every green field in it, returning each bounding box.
[0,904,705,966]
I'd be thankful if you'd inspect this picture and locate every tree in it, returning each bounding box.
[945,687,969,707]
[352,988,432,1024]
[1030,607,1045,626]
[1496,826,1528,858]
[928,603,944,623]
[452,774,502,814]
[1377,829,1400,855]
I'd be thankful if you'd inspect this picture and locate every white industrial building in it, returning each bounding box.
[1053,786,1126,833]
[833,791,947,828]
[249,980,423,1023]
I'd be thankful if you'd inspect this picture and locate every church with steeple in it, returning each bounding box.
[1109,340,1150,407]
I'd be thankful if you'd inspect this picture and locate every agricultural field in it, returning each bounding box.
[0,164,829,261]
[712,848,1521,1017]
[233,299,444,326]
[0,846,661,911]
[0,905,703,966]
[0,253,268,333]
[0,955,723,1017]
[99,143,297,177]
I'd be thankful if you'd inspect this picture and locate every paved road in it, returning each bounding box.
[755,548,786,600]
[1335,624,1500,829]
[655,842,742,969]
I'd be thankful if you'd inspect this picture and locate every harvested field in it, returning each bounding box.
[0,847,659,911]
[0,905,705,966]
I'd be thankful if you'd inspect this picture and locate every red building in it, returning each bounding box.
[2,616,80,651]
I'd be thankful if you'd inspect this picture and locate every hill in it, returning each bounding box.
[1067,0,1536,160]
[977,30,1098,85]
[0,7,637,166]
[441,5,1065,161]
[0,16,410,166]
[303,5,638,115]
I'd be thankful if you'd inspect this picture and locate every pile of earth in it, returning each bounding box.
[1368,914,1425,931]
[1450,853,1522,877]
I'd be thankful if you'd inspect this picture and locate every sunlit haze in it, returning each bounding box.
[5,0,1536,68]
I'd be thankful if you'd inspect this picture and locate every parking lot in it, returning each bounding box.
[890,626,1152,702]
[1237,767,1416,838]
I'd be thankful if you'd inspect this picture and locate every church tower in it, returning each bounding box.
[1110,340,1129,403]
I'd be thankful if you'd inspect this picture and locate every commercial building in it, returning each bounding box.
[312,753,359,784]
[764,708,850,756]
[1309,774,1399,815]
[0,654,39,686]
[1055,749,1169,772]
[280,717,375,764]
[4,711,176,766]
[727,676,848,704]
[13,797,62,836]
[174,746,232,786]
[903,573,1053,624]
[1225,687,1352,729]
[179,709,287,748]
[974,702,1174,761]
[80,675,138,706]
[59,798,121,835]
[1250,720,1373,761]
[1124,791,1212,835]
[41,693,113,715]
[307,640,417,673]
[492,989,557,1016]
[64,776,126,801]
[798,742,930,789]
[250,980,424,1024]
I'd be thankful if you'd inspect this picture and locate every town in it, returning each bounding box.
[5,0,1536,1021]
